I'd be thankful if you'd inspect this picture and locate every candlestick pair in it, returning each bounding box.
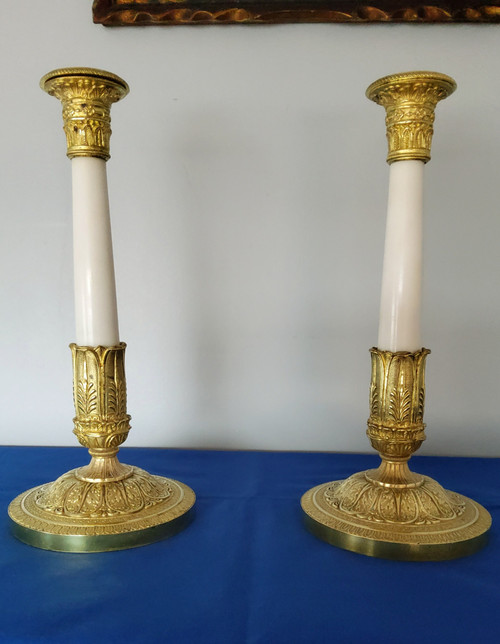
[8,69,491,559]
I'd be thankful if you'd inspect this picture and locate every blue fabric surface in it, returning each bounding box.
[0,447,499,643]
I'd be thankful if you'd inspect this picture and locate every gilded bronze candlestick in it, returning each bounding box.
[301,72,491,560]
[8,68,195,552]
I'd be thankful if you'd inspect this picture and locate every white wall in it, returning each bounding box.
[1,1,499,455]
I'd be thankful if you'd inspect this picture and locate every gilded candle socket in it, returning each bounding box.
[40,67,129,160]
[366,71,456,164]
[71,343,131,454]
[367,347,429,460]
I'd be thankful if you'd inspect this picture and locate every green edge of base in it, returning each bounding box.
[9,507,195,553]
[302,511,490,561]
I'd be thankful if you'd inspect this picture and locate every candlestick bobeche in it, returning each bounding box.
[301,71,491,560]
[8,68,195,552]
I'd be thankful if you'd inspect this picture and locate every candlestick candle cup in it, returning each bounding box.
[8,68,195,552]
[301,72,491,560]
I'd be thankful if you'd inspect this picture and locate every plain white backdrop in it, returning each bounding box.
[1,1,499,455]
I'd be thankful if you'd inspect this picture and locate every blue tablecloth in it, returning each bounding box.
[1,447,499,643]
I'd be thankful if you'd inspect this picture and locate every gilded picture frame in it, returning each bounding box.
[93,1,500,25]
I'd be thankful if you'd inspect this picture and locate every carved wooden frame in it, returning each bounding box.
[93,1,500,25]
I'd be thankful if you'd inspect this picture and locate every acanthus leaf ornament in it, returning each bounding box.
[366,348,429,458]
[40,68,129,160]
[70,344,131,450]
[366,71,456,163]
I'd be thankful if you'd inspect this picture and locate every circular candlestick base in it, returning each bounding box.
[301,472,491,561]
[8,466,195,553]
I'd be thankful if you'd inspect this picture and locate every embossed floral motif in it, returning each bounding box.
[369,383,379,417]
[388,386,412,423]
[367,73,456,163]
[367,348,429,459]
[324,473,466,525]
[35,467,173,518]
[77,377,98,416]
[71,344,131,450]
[106,373,127,416]
[41,70,128,159]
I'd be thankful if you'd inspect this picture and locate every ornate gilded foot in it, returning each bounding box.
[302,466,490,560]
[8,345,195,552]
[301,349,491,560]
[9,466,195,552]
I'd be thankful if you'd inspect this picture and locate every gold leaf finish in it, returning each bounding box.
[366,71,456,164]
[40,68,129,160]
[324,471,466,525]
[71,344,131,450]
[9,475,194,539]
[367,348,429,459]
[35,466,173,518]
[302,480,490,559]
